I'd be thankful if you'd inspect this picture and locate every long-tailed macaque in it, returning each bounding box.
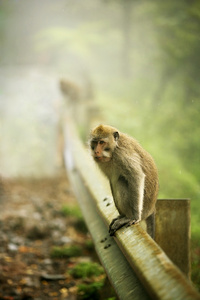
[59,78,81,102]
[89,124,159,238]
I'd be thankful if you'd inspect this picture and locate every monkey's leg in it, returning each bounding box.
[109,216,122,229]
[146,212,155,239]
[109,216,135,236]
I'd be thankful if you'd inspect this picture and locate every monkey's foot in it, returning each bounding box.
[109,216,122,229]
[109,216,134,236]
[126,219,140,227]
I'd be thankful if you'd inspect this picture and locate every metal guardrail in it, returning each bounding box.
[63,116,200,300]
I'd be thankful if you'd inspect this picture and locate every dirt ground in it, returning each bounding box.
[1,170,199,299]
[0,172,114,300]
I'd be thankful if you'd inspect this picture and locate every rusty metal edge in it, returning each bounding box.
[66,168,151,300]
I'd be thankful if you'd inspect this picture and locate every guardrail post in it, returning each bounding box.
[155,199,191,278]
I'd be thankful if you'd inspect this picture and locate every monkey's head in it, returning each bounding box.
[89,125,119,163]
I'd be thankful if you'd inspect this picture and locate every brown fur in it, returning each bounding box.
[89,124,159,238]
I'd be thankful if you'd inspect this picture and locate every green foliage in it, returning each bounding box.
[77,281,104,300]
[61,205,88,233]
[69,262,106,299]
[84,240,95,252]
[74,219,88,234]
[61,205,82,219]
[50,245,82,258]
[69,262,104,279]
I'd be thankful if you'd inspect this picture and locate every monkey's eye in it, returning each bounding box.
[99,141,105,145]
[104,148,110,152]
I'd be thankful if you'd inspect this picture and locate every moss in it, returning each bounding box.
[77,281,104,300]
[50,245,82,258]
[61,205,88,233]
[74,219,88,234]
[61,205,82,219]
[84,240,95,252]
[69,262,104,279]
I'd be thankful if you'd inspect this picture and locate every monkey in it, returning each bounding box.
[89,124,159,239]
[59,78,81,102]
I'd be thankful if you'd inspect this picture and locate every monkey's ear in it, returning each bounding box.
[113,131,119,141]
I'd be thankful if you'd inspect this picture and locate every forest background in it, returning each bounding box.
[0,0,199,260]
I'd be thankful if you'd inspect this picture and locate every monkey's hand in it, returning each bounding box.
[109,216,139,236]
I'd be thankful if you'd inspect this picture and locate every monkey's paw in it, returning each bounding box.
[109,216,132,236]
[126,219,140,227]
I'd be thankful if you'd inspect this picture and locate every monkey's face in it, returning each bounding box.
[90,139,113,163]
[89,124,119,163]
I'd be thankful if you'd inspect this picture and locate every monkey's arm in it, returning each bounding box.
[109,160,145,236]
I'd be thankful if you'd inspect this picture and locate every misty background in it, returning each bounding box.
[0,1,200,240]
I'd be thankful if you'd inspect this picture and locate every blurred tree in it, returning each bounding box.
[153,0,200,104]
[151,0,200,177]
[121,0,133,77]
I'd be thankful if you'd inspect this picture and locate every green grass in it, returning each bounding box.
[50,245,82,258]
[61,205,88,233]
[70,262,106,299]
[61,205,83,219]
[69,262,104,279]
[77,281,105,300]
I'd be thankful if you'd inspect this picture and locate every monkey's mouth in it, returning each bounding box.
[95,156,103,161]
[94,156,111,162]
